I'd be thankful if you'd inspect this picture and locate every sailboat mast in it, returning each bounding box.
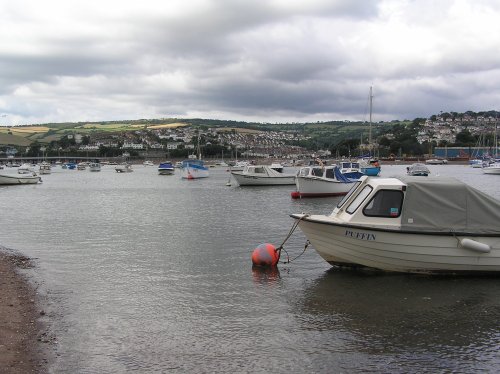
[368,86,373,149]
[197,133,201,160]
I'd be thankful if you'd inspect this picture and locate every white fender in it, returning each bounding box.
[459,238,491,253]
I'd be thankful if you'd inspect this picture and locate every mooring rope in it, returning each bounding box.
[276,214,310,264]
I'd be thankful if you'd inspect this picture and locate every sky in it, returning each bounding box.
[1,0,500,126]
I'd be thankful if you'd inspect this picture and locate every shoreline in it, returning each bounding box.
[0,249,51,373]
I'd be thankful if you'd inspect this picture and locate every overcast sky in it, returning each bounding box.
[1,0,500,126]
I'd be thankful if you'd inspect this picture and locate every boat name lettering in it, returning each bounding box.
[345,230,376,241]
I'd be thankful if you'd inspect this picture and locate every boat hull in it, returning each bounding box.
[0,173,41,185]
[115,165,133,173]
[482,165,500,174]
[231,172,295,186]
[292,215,500,274]
[181,165,209,179]
[158,168,175,175]
[360,166,381,176]
[294,176,355,197]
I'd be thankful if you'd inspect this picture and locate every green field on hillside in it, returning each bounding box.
[0,132,32,146]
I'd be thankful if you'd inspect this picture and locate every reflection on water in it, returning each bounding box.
[252,265,281,286]
[298,270,500,372]
[1,165,499,372]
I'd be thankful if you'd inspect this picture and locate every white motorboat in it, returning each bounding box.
[339,161,364,179]
[407,163,430,176]
[482,163,500,175]
[115,163,133,173]
[158,161,175,175]
[18,163,35,174]
[229,160,250,172]
[231,165,296,186]
[292,165,357,198]
[143,160,154,166]
[39,161,52,175]
[470,159,484,168]
[181,159,209,179]
[89,161,101,172]
[0,172,41,185]
[426,158,448,165]
[77,162,87,170]
[291,176,500,274]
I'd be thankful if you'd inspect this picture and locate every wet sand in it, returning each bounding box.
[0,250,50,373]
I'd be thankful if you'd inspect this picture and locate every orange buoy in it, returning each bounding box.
[291,191,301,199]
[251,243,280,267]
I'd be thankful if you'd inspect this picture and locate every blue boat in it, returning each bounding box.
[339,161,365,179]
[63,162,77,170]
[359,159,381,176]
[181,159,209,179]
[158,161,175,175]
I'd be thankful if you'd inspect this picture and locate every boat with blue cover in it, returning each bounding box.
[339,161,365,179]
[181,159,209,179]
[158,161,175,175]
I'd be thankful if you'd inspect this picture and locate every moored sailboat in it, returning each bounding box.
[181,134,209,179]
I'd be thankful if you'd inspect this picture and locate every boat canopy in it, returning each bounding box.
[397,176,500,234]
[182,159,204,166]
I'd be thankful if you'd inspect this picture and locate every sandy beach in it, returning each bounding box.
[0,250,50,373]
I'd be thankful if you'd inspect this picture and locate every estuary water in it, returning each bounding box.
[1,163,499,373]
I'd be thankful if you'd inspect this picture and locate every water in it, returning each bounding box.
[1,164,499,373]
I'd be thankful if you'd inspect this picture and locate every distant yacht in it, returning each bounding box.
[158,161,175,175]
[181,159,209,179]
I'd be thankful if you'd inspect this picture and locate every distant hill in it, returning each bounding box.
[0,132,32,146]
[0,120,191,145]
[0,117,407,149]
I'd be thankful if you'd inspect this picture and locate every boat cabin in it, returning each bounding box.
[297,165,359,183]
[241,165,289,177]
[407,163,430,176]
[331,176,500,234]
[340,161,360,171]
[269,163,284,173]
[297,165,350,181]
[182,159,205,167]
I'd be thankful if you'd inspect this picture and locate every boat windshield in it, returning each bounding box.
[346,185,373,214]
[363,190,404,218]
[337,181,362,209]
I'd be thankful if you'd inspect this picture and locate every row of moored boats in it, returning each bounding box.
[2,158,500,275]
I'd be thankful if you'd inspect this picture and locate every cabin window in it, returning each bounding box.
[325,168,335,179]
[337,181,361,208]
[312,167,323,177]
[363,190,404,218]
[346,185,373,214]
[298,168,309,177]
[254,167,265,174]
